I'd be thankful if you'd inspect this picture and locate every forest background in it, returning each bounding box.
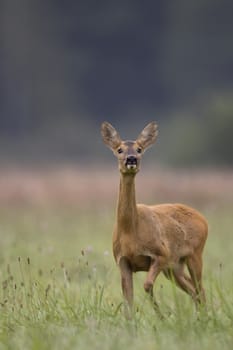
[1,0,233,167]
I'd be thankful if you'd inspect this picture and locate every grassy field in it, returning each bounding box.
[0,167,233,349]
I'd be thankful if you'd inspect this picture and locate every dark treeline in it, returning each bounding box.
[1,0,233,165]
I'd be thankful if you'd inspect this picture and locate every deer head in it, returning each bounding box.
[101,122,158,174]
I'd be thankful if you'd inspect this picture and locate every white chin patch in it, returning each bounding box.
[127,164,137,170]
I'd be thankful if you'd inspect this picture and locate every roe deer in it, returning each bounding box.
[101,121,208,314]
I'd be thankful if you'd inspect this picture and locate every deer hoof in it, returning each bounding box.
[144,281,153,293]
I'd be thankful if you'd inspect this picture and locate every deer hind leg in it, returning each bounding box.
[169,263,197,301]
[187,253,206,305]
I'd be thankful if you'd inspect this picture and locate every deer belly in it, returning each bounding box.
[130,255,151,272]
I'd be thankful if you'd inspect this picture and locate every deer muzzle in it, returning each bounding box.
[125,156,137,170]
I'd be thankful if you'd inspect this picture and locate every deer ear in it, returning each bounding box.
[137,122,158,150]
[101,122,122,150]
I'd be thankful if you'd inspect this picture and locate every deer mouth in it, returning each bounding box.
[126,163,137,169]
[125,156,138,172]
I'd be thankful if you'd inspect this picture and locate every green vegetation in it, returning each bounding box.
[159,94,233,166]
[0,204,232,350]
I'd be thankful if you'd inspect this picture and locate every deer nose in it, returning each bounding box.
[125,155,137,166]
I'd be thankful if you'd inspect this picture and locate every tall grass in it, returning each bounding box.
[0,208,232,350]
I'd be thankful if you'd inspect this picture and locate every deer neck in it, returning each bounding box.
[117,173,138,233]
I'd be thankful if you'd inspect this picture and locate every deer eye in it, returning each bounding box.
[137,147,142,154]
[117,148,123,154]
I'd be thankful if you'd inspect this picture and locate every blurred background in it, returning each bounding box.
[0,0,233,208]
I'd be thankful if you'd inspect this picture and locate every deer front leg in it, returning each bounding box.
[144,257,163,294]
[119,257,133,317]
[144,256,164,316]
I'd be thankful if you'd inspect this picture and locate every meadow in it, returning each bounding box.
[0,166,232,350]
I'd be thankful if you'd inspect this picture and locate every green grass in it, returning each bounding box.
[0,205,233,350]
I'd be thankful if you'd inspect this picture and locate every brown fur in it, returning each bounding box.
[101,121,208,312]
